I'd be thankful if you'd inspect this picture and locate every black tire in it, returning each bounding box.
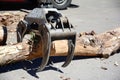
[50,0,72,9]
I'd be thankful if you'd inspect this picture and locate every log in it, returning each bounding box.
[0,27,119,65]
[0,12,26,45]
[0,12,120,66]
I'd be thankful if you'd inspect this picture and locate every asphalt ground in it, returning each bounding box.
[0,0,120,80]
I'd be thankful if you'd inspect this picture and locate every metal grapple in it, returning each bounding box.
[17,8,76,71]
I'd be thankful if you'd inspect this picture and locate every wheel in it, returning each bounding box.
[50,0,72,9]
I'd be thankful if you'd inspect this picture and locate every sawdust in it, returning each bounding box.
[0,11,26,27]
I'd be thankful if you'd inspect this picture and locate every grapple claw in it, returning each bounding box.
[17,8,76,71]
[37,28,51,71]
[62,38,76,67]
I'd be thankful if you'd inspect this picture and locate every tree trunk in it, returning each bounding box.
[0,26,119,66]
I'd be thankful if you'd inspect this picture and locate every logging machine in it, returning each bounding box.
[17,8,76,71]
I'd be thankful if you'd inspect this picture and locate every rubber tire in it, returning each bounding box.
[50,0,72,9]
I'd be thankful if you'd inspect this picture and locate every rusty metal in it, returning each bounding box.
[17,8,76,71]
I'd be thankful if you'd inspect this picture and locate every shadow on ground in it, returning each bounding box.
[68,4,79,8]
[0,56,98,78]
[0,2,37,11]
[0,2,79,11]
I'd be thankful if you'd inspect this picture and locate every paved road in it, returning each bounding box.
[0,0,120,80]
